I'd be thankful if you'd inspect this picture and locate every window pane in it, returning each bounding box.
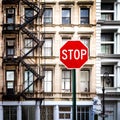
[6,71,14,81]
[7,48,14,55]
[81,8,89,24]
[62,9,71,24]
[101,33,113,41]
[80,70,89,92]
[101,65,114,74]
[101,44,113,54]
[4,106,17,120]
[25,8,34,18]
[24,71,34,92]
[7,82,14,88]
[22,106,35,120]
[101,3,114,10]
[24,39,33,56]
[101,13,113,21]
[44,70,52,92]
[42,39,52,56]
[44,8,52,24]
[62,70,71,92]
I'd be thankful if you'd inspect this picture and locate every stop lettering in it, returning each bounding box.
[60,40,88,69]
[62,49,87,60]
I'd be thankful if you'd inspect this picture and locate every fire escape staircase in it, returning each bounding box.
[2,0,45,101]
[18,0,45,100]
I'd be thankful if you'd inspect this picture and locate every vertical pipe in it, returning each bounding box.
[72,69,76,120]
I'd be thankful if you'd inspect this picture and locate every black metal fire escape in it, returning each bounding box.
[2,0,45,101]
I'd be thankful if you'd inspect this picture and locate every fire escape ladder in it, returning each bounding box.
[17,0,45,100]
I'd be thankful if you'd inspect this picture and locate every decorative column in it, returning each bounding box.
[54,105,59,120]
[17,105,22,120]
[35,102,40,120]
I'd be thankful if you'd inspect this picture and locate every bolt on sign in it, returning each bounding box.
[60,40,88,69]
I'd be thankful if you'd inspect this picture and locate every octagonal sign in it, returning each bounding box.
[60,40,88,69]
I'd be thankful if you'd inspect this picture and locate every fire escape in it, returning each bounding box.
[2,0,45,101]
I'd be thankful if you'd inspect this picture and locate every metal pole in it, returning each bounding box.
[72,69,76,120]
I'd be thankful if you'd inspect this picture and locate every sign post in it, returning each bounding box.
[60,40,88,120]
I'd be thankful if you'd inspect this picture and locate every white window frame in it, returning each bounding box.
[101,33,114,54]
[101,3,114,21]
[101,65,115,87]
[44,70,53,92]
[42,38,53,57]
[62,70,71,92]
[80,69,90,92]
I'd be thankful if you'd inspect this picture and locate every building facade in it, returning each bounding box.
[0,0,96,120]
[96,0,120,120]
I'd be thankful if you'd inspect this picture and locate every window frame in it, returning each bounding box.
[62,70,72,92]
[6,8,15,30]
[62,8,71,24]
[101,33,114,54]
[101,65,115,87]
[4,106,17,120]
[25,8,34,29]
[59,106,71,120]
[24,70,34,93]
[42,38,53,57]
[44,70,53,92]
[80,69,90,92]
[101,3,114,21]
[80,8,89,24]
[44,8,53,24]
[24,38,34,56]
[6,38,15,56]
[6,70,15,95]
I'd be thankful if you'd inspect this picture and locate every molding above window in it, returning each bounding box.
[41,32,55,38]
[77,0,94,5]
[59,1,74,5]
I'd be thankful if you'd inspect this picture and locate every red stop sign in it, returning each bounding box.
[60,40,88,69]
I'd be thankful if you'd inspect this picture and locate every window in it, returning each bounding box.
[44,70,53,92]
[6,70,15,94]
[59,107,71,120]
[81,38,90,56]
[41,106,53,120]
[62,38,69,45]
[42,38,52,56]
[62,8,71,24]
[80,8,89,24]
[24,70,34,92]
[80,70,90,92]
[62,70,71,92]
[101,33,114,54]
[22,106,35,120]
[105,102,116,120]
[6,8,15,30]
[101,3,114,21]
[25,8,34,29]
[24,38,34,56]
[101,65,114,87]
[77,106,90,120]
[4,106,17,120]
[6,39,15,56]
[44,8,53,24]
